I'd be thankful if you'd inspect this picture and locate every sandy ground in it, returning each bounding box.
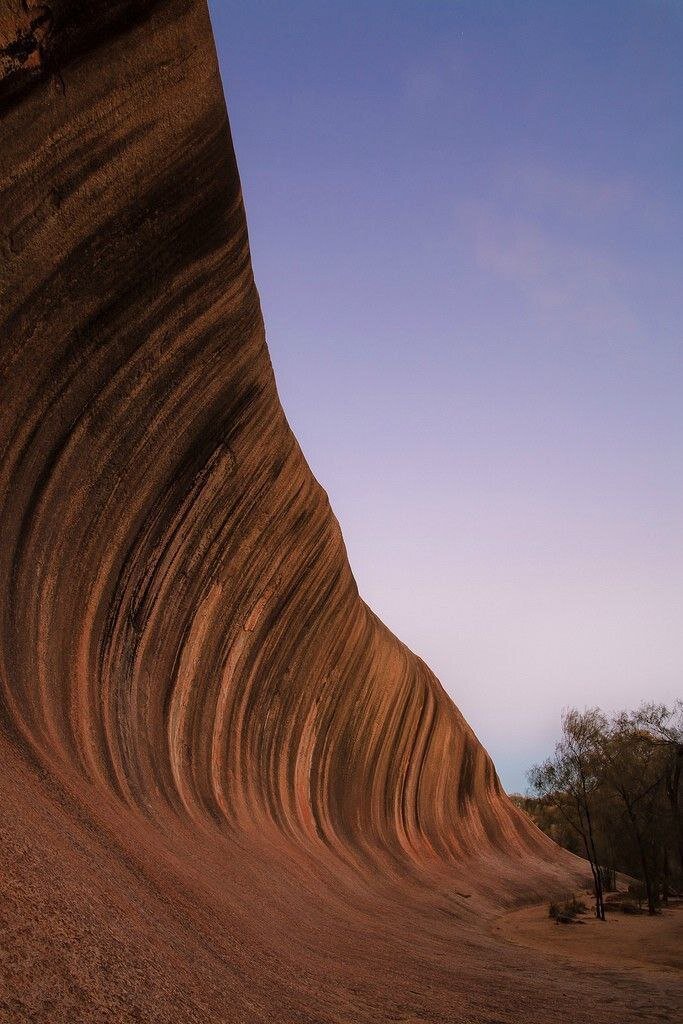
[2,739,682,1023]
[494,891,683,977]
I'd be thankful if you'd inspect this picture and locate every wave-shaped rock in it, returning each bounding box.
[2,4,674,1022]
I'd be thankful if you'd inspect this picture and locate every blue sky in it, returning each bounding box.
[208,1,683,792]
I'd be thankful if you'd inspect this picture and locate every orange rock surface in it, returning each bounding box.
[1,3,680,1021]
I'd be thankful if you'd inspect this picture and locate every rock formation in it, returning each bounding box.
[1,3,677,1022]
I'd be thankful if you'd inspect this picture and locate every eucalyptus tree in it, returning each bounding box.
[599,703,682,914]
[633,701,683,875]
[528,709,607,920]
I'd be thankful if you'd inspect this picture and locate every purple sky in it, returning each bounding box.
[208,1,683,792]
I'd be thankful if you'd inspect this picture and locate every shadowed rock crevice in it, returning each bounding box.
[1,1,167,103]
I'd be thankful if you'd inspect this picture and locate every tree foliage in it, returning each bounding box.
[518,701,682,916]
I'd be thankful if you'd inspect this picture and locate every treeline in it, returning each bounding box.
[511,702,682,918]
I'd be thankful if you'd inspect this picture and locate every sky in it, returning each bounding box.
[207,1,683,793]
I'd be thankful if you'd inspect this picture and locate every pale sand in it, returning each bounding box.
[494,892,683,976]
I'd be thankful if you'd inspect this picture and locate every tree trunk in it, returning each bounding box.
[579,819,604,919]
[582,797,605,919]
[662,849,669,904]
[666,751,683,874]
[627,805,657,915]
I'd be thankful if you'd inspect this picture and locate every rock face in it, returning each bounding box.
[1,0,539,871]
[1,4,676,1023]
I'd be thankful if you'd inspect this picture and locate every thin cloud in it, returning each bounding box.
[504,161,635,214]
[459,200,640,337]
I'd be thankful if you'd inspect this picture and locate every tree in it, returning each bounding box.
[528,709,607,920]
[632,701,683,876]
[509,793,583,856]
[525,701,682,916]
[598,704,682,915]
